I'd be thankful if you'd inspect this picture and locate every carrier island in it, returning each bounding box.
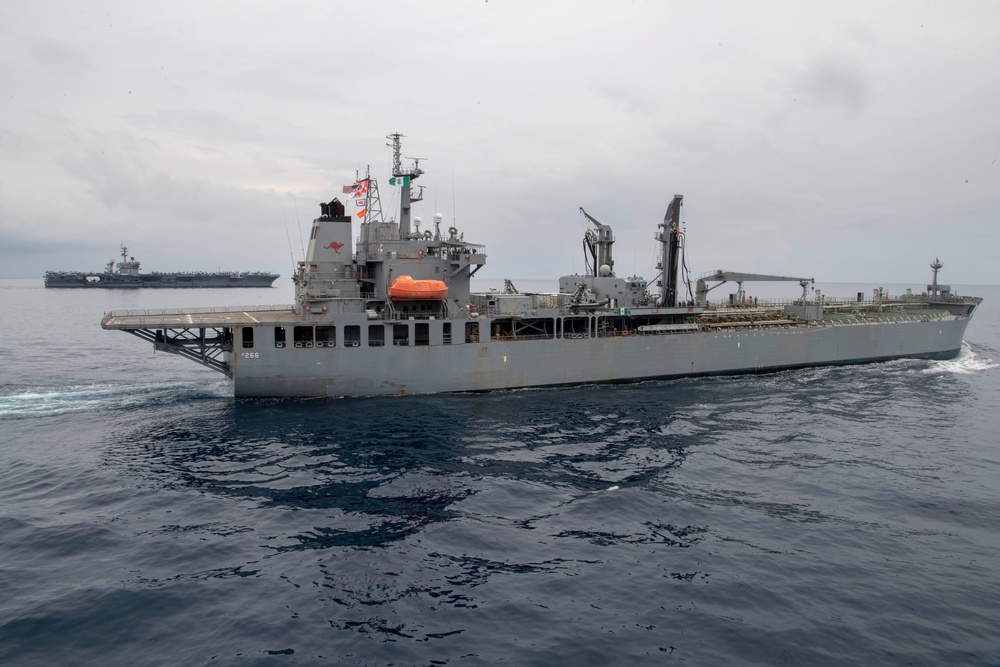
[102,134,982,397]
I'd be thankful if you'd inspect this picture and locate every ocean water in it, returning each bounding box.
[1,278,999,666]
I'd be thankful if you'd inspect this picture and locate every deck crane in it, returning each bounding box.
[695,270,814,306]
[579,207,615,277]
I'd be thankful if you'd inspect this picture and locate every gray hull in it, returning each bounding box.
[226,315,969,397]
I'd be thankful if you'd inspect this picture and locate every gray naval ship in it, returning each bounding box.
[46,245,278,288]
[102,134,981,397]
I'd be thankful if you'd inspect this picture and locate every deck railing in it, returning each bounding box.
[104,304,295,318]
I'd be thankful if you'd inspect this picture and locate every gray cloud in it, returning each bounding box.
[794,57,871,113]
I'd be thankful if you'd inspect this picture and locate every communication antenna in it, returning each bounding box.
[293,196,304,258]
[281,200,297,271]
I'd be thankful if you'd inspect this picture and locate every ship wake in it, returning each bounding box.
[0,381,230,420]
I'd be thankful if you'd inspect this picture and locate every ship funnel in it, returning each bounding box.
[304,197,353,268]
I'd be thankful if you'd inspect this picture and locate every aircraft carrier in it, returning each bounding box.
[46,245,278,288]
[101,134,981,397]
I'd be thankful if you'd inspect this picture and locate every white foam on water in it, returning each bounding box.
[922,343,998,376]
[0,381,229,419]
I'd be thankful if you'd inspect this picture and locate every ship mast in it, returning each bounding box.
[929,257,943,297]
[387,132,425,239]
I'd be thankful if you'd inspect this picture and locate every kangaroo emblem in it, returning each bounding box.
[324,241,344,253]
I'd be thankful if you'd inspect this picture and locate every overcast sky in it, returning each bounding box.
[2,0,998,287]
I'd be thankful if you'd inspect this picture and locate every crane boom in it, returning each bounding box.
[695,270,814,306]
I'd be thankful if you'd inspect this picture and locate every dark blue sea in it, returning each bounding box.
[1,277,999,666]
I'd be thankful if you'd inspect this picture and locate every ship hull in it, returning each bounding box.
[45,272,279,288]
[225,315,970,397]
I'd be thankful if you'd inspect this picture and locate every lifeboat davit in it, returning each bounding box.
[387,275,448,301]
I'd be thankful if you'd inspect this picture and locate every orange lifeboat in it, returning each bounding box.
[387,275,448,301]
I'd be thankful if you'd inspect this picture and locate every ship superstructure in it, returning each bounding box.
[102,135,982,397]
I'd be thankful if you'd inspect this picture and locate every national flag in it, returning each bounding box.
[342,185,354,194]
[351,179,368,198]
[389,175,410,187]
